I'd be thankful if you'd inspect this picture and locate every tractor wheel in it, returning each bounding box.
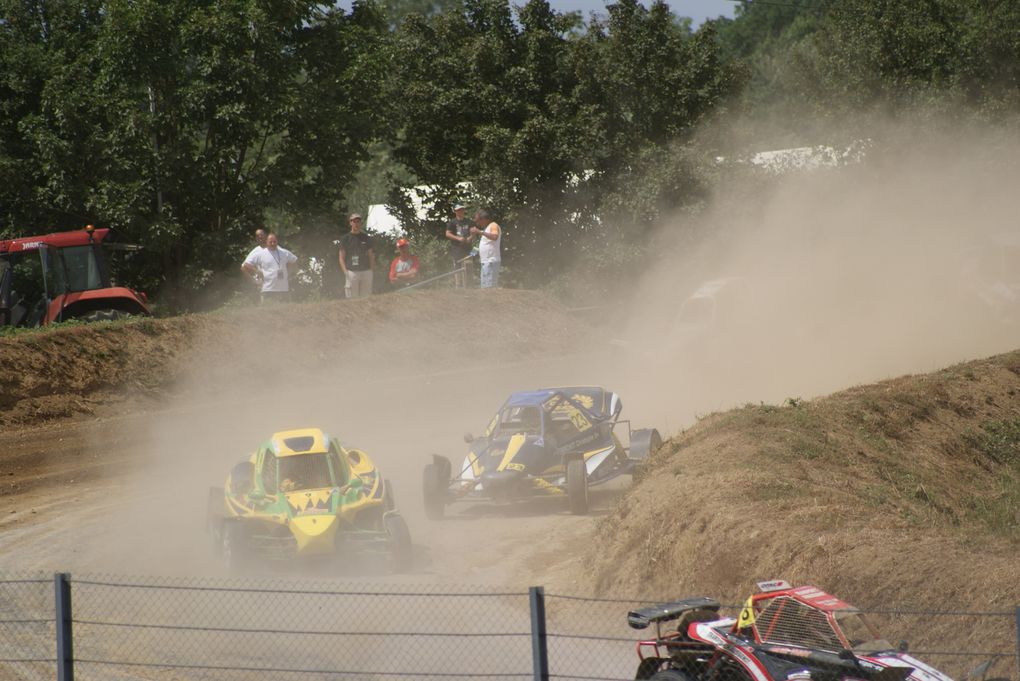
[423,463,447,520]
[78,308,129,323]
[566,457,589,515]
[385,513,413,572]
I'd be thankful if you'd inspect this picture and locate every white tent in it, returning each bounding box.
[365,204,403,237]
[365,182,476,236]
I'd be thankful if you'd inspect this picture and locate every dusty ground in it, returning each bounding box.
[575,348,1020,677]
[0,290,626,589]
[2,284,1019,679]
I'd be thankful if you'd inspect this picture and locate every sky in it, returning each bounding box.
[552,0,736,25]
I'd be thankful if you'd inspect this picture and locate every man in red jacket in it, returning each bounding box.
[388,238,420,289]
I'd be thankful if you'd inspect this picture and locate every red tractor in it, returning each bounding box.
[0,225,151,327]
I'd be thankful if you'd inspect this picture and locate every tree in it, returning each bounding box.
[0,0,392,308]
[387,0,741,286]
[802,0,1020,115]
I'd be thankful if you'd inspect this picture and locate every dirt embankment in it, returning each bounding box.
[572,348,1020,661]
[0,289,591,428]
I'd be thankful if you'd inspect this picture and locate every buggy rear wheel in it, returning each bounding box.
[385,513,413,572]
[629,428,662,462]
[566,457,589,515]
[423,462,447,520]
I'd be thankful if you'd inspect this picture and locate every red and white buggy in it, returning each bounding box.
[628,580,991,681]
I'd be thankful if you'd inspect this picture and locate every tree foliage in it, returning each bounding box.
[1,0,1018,306]
[386,0,741,284]
[1,0,390,308]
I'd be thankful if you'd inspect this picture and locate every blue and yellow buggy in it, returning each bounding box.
[423,387,661,517]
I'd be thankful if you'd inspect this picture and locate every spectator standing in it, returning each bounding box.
[445,204,474,287]
[241,232,298,303]
[243,228,268,263]
[241,229,268,299]
[338,213,375,298]
[388,238,421,289]
[471,210,501,289]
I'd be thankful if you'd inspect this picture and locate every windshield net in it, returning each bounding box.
[835,611,892,652]
[278,453,333,491]
[754,597,843,652]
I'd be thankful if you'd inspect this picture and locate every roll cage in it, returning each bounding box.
[252,439,351,496]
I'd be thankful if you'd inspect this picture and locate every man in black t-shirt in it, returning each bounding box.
[445,204,474,287]
[337,213,375,298]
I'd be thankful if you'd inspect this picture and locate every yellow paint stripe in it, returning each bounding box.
[497,434,527,472]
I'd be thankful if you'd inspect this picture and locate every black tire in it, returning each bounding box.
[423,463,446,520]
[383,479,396,513]
[630,428,663,463]
[222,522,249,573]
[78,308,129,323]
[384,513,413,572]
[650,671,694,681]
[566,457,589,515]
[206,487,225,556]
[635,657,666,680]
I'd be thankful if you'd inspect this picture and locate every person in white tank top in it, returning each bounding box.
[471,209,501,288]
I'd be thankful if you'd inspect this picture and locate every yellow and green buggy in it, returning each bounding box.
[207,427,412,572]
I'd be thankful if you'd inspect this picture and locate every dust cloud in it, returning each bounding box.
[11,124,1019,588]
[620,123,1020,426]
[66,292,629,583]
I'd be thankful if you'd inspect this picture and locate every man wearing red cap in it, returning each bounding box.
[388,238,420,289]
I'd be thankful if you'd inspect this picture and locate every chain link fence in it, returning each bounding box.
[1,573,1017,681]
[0,573,55,680]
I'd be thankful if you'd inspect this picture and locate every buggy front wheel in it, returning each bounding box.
[566,458,589,515]
[635,657,666,679]
[649,671,694,681]
[423,462,447,520]
[206,486,225,555]
[385,513,413,572]
[222,522,249,574]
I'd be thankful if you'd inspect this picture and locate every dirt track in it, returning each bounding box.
[0,290,637,589]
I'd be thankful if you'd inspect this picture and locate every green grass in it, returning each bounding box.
[964,419,1020,465]
[0,314,141,339]
[964,471,1020,536]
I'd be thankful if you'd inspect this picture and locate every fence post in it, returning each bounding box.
[1015,606,1020,680]
[530,586,549,681]
[55,572,73,681]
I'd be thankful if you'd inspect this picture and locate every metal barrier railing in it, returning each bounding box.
[3,573,1018,681]
[394,266,466,293]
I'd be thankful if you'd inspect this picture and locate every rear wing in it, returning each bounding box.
[628,596,721,630]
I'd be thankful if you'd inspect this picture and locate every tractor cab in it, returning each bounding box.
[0,226,149,326]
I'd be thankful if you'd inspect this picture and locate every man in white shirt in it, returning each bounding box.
[470,209,501,289]
[241,232,298,303]
[243,228,267,262]
[240,228,268,300]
